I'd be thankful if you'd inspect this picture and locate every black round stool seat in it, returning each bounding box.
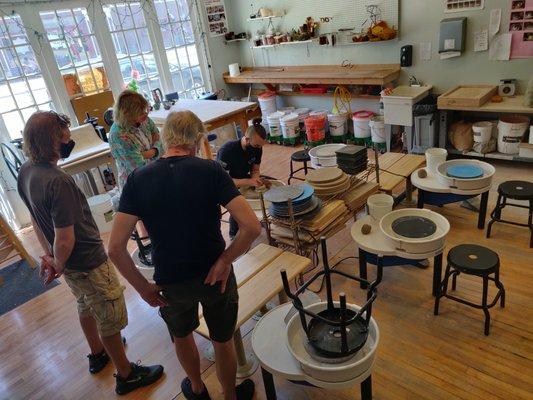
[291,149,311,162]
[447,244,499,274]
[498,180,533,200]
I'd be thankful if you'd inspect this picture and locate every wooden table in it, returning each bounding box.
[351,215,445,296]
[252,303,373,400]
[369,152,426,204]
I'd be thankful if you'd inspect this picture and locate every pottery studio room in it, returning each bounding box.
[1,0,533,399]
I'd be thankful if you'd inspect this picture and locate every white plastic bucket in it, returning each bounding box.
[497,115,530,154]
[425,148,447,174]
[369,115,386,143]
[258,92,277,119]
[87,193,114,234]
[280,113,300,139]
[367,193,394,221]
[352,111,374,139]
[327,113,348,136]
[267,111,285,138]
[279,107,295,113]
[472,121,493,143]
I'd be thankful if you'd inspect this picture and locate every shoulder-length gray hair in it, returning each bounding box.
[162,110,205,150]
[113,90,149,129]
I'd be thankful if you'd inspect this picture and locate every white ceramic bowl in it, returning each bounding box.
[286,301,379,383]
[379,208,450,254]
[436,159,495,190]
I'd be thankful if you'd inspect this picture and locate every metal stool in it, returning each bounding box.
[486,180,533,248]
[434,244,505,336]
[288,149,313,184]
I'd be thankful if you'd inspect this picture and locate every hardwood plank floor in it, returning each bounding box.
[1,144,532,400]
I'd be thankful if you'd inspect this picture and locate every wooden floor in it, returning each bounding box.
[1,144,532,400]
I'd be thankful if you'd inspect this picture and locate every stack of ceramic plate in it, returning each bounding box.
[305,167,351,198]
[264,184,321,218]
[335,145,368,175]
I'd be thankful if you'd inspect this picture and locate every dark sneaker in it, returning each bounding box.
[87,336,127,374]
[88,350,109,374]
[115,362,164,395]
[236,379,255,400]
[181,377,211,400]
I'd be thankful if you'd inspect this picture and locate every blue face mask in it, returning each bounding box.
[60,140,75,159]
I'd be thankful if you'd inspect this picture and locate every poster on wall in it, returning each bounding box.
[508,0,533,58]
[204,0,228,37]
[445,0,484,13]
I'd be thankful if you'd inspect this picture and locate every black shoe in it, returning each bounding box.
[115,362,164,395]
[87,336,127,374]
[88,350,109,374]
[235,379,255,400]
[181,377,211,400]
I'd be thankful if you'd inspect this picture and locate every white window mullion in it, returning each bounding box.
[88,0,124,96]
[190,0,213,92]
[142,0,172,94]
[18,6,76,123]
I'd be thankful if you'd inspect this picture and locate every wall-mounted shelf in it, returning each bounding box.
[251,89,380,100]
[447,148,533,164]
[251,40,314,50]
[247,15,284,22]
[225,38,249,44]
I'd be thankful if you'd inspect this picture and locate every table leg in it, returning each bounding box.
[360,375,372,400]
[238,113,249,137]
[233,329,258,378]
[261,367,277,400]
[417,189,425,209]
[432,253,443,297]
[478,191,489,230]
[405,176,414,204]
[359,248,368,289]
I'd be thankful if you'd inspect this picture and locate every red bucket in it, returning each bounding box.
[304,115,326,142]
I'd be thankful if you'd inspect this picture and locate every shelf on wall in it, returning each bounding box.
[251,40,314,49]
[251,89,380,100]
[247,15,284,22]
[225,38,249,43]
[447,148,533,163]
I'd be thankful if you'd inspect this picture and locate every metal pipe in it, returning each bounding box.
[320,237,334,311]
[339,292,349,354]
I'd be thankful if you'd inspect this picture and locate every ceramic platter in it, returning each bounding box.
[286,301,379,383]
[264,185,304,203]
[270,196,321,218]
[379,208,450,254]
[306,167,345,185]
[241,180,284,200]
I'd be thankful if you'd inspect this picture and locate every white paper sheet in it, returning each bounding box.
[420,42,432,61]
[440,51,461,60]
[489,33,511,61]
[474,29,488,52]
[489,9,501,37]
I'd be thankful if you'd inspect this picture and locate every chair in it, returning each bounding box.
[434,244,505,336]
[1,142,25,180]
[486,180,533,248]
[287,149,313,184]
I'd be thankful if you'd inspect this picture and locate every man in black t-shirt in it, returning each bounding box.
[217,118,268,238]
[109,110,261,400]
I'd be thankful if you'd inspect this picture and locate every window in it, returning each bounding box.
[104,2,161,95]
[40,8,109,98]
[154,0,205,98]
[0,14,54,139]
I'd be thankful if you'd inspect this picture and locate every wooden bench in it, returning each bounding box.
[194,243,311,376]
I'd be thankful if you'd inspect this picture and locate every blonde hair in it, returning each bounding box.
[163,110,205,150]
[113,90,149,128]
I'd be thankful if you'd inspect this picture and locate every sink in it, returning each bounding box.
[382,85,433,126]
[384,85,433,104]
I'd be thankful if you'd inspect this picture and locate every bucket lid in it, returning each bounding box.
[281,113,299,123]
[353,110,375,119]
[267,111,285,120]
[294,108,310,115]
[258,91,276,100]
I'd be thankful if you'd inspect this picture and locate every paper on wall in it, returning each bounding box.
[474,29,488,52]
[420,42,432,61]
[489,9,501,37]
[489,33,511,61]
[440,51,461,60]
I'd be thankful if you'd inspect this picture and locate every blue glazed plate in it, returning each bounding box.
[292,184,315,204]
[446,165,483,179]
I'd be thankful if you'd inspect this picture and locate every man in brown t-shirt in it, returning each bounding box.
[17,111,163,395]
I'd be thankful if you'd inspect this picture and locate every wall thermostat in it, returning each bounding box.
[499,79,516,97]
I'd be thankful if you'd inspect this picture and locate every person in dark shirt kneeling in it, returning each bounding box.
[109,110,261,400]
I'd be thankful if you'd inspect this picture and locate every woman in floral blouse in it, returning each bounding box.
[109,90,162,189]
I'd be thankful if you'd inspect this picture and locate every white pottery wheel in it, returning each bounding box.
[286,301,379,383]
[436,159,495,190]
[379,208,450,254]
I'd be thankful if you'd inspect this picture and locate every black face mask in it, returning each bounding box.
[60,140,75,159]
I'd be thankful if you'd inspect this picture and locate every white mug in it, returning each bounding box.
[229,63,241,77]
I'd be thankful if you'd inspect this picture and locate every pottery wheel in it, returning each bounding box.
[306,167,344,185]
[264,185,304,203]
[391,216,437,239]
[306,308,368,359]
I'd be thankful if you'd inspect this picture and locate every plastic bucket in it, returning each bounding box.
[425,148,447,174]
[352,111,374,139]
[367,193,393,221]
[281,113,300,139]
[267,111,285,138]
[472,121,494,143]
[258,91,277,118]
[497,115,530,154]
[87,193,114,234]
[304,115,326,142]
[327,113,348,136]
[369,115,386,143]
[294,108,310,136]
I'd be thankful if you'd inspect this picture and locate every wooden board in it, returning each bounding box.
[437,94,533,114]
[70,91,114,130]
[342,181,379,211]
[437,85,498,108]
[233,244,283,286]
[223,64,401,86]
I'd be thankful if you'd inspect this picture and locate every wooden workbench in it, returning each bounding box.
[369,152,426,193]
[223,64,401,87]
[437,95,533,114]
